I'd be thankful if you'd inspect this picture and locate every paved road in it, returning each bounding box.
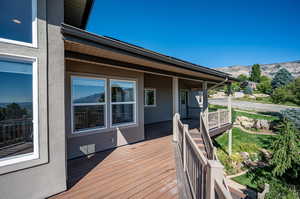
[209,98,300,113]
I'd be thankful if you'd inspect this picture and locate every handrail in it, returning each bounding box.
[200,113,215,160]
[215,178,233,199]
[174,113,232,199]
[207,109,230,130]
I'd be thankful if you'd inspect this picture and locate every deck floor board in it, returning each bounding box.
[50,135,178,199]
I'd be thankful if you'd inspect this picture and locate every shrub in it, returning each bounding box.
[217,150,244,175]
[237,74,249,82]
[281,109,300,130]
[266,182,300,199]
[238,143,260,153]
[243,85,253,95]
[271,86,289,104]
[271,68,294,89]
[257,77,272,95]
[271,119,300,177]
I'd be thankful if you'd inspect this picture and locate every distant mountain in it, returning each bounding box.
[217,60,300,78]
[74,93,105,103]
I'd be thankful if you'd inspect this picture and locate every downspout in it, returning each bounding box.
[207,77,228,91]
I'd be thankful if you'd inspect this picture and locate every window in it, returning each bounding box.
[0,0,37,46]
[144,88,156,107]
[110,80,136,126]
[0,55,38,167]
[72,77,106,133]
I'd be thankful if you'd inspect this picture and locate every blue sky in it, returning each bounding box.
[87,0,300,68]
[0,0,32,43]
[0,60,32,103]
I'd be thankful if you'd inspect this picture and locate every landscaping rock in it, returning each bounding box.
[259,120,270,130]
[254,120,261,129]
[259,149,272,160]
[236,116,272,130]
[240,152,250,161]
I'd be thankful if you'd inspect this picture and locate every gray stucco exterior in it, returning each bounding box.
[144,74,173,124]
[65,60,145,159]
[0,0,67,198]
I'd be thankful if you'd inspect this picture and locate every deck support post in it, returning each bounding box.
[202,81,208,127]
[172,77,179,142]
[227,83,232,156]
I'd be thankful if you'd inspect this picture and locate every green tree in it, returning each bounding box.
[5,103,28,120]
[271,119,300,177]
[237,74,248,82]
[225,82,240,95]
[249,64,261,83]
[271,68,294,89]
[257,76,272,94]
[293,77,300,105]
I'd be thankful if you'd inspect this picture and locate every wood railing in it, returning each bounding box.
[208,109,230,130]
[200,112,216,160]
[0,118,33,149]
[214,178,233,199]
[174,113,232,199]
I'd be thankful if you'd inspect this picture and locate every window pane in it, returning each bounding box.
[74,105,105,132]
[145,90,155,106]
[0,0,33,43]
[0,58,33,160]
[72,77,105,104]
[112,104,134,125]
[111,81,135,102]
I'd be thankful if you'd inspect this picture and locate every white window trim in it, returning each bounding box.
[144,88,156,107]
[110,79,137,128]
[0,53,39,167]
[0,0,37,48]
[71,75,107,134]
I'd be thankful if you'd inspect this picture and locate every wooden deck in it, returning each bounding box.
[51,135,179,199]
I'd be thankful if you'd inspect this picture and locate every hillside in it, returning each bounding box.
[217,60,300,78]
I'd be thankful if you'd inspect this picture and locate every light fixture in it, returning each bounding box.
[12,19,21,24]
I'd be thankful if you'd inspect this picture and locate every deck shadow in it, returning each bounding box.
[67,148,115,189]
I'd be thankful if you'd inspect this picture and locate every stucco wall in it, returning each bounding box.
[179,80,201,119]
[0,0,67,198]
[66,60,145,159]
[144,74,173,124]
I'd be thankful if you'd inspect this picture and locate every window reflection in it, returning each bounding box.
[111,81,135,102]
[0,59,33,160]
[112,104,134,125]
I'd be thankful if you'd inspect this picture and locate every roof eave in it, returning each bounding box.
[61,23,238,82]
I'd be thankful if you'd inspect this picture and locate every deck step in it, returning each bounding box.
[188,128,208,158]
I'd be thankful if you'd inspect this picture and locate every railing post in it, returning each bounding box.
[202,81,209,128]
[173,113,179,142]
[218,109,221,128]
[227,88,232,156]
[183,124,188,171]
[206,160,226,199]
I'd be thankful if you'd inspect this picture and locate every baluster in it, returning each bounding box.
[218,110,221,128]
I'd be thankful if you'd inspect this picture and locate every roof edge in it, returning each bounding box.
[80,0,95,29]
[61,23,238,82]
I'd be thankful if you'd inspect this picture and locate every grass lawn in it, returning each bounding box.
[214,127,275,153]
[235,110,279,121]
[232,174,258,190]
[208,104,227,112]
